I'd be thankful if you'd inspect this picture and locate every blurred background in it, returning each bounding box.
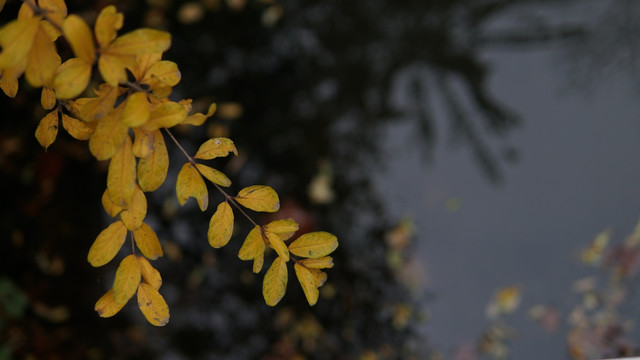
[2,0,640,359]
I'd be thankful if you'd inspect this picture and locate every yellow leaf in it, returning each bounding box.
[113,254,141,304]
[238,225,264,261]
[38,0,67,40]
[142,60,181,88]
[294,263,319,306]
[288,231,338,259]
[129,53,161,81]
[77,84,119,122]
[0,17,39,69]
[108,29,171,56]
[132,127,154,158]
[120,185,147,231]
[94,5,123,48]
[133,222,163,260]
[136,255,162,290]
[98,53,127,87]
[137,283,170,326]
[253,253,264,273]
[148,101,186,128]
[89,105,127,160]
[61,113,95,140]
[182,103,216,126]
[194,137,237,160]
[176,162,208,211]
[208,201,234,248]
[300,256,334,269]
[0,65,21,97]
[308,268,327,287]
[101,188,124,217]
[35,110,58,150]
[25,27,60,87]
[107,136,137,206]
[40,87,56,110]
[263,219,298,241]
[263,257,288,306]
[87,220,127,267]
[121,92,150,127]
[235,185,280,213]
[63,14,95,63]
[94,289,126,318]
[137,129,168,192]
[53,57,92,99]
[195,164,231,187]
[264,230,289,262]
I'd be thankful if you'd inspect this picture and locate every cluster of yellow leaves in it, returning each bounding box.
[0,0,338,325]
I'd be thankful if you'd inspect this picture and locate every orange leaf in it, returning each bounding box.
[113,254,141,304]
[137,283,170,326]
[133,222,163,260]
[87,220,127,267]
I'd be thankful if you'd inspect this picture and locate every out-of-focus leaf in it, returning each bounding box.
[121,92,150,127]
[53,57,91,99]
[89,105,127,160]
[63,15,95,63]
[61,113,94,140]
[35,111,58,150]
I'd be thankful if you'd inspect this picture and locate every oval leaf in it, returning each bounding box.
[136,255,162,290]
[195,164,231,187]
[294,263,319,306]
[194,137,237,160]
[87,220,127,267]
[101,188,124,217]
[288,231,338,259]
[262,257,288,306]
[108,28,171,56]
[208,201,234,248]
[238,225,264,261]
[113,254,141,304]
[120,185,147,231]
[137,283,170,326]
[35,111,58,150]
[264,230,289,262]
[25,28,60,87]
[63,14,95,63]
[121,91,150,127]
[53,57,92,99]
[133,222,163,260]
[264,218,298,241]
[94,289,126,318]
[235,185,280,213]
[300,256,334,269]
[176,162,208,211]
[89,105,128,160]
[107,136,136,206]
[137,129,168,192]
[61,113,95,140]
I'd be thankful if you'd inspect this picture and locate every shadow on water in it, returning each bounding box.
[1,0,640,359]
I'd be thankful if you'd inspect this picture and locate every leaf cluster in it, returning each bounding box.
[0,0,338,326]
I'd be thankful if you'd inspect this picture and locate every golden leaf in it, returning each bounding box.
[40,87,56,110]
[148,101,186,128]
[113,254,141,304]
[0,65,21,97]
[61,113,95,140]
[195,164,231,187]
[176,162,208,211]
[264,230,289,262]
[182,103,216,126]
[263,257,288,306]
[137,129,168,192]
[129,53,162,81]
[35,110,58,150]
[107,136,137,206]
[87,220,127,267]
[208,201,234,248]
[38,0,67,40]
[63,15,95,64]
[137,283,170,326]
[121,91,150,127]
[253,253,264,273]
[235,185,280,213]
[136,255,162,290]
[132,127,154,158]
[77,84,119,122]
[98,53,127,87]
[299,256,334,269]
[142,60,181,88]
[88,106,128,160]
[108,29,171,56]
[263,219,298,241]
[101,188,124,217]
[308,268,327,287]
[25,27,60,87]
[194,137,237,160]
[120,185,147,231]
[288,231,338,259]
[94,289,126,318]
[94,5,123,48]
[0,17,39,69]
[53,57,92,99]
[238,225,264,261]
[294,263,319,306]
[133,222,163,260]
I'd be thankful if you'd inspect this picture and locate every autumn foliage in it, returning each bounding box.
[0,0,337,326]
